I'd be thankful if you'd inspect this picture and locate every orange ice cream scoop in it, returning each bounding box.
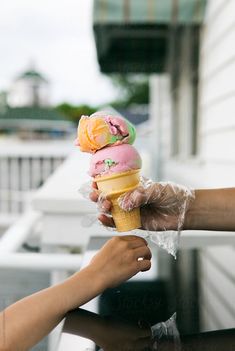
[76,116,110,153]
[75,113,136,153]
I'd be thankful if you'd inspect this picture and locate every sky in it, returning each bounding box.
[0,0,118,106]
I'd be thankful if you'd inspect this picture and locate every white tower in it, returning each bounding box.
[8,65,49,107]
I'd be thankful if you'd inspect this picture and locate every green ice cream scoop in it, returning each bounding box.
[104,115,136,145]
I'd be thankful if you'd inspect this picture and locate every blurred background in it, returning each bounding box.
[0,0,235,350]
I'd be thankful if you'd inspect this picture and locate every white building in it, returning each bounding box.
[7,66,49,108]
[150,0,235,331]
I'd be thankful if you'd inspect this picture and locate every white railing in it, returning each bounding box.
[0,209,82,271]
[0,253,82,271]
[0,140,72,219]
[0,210,41,253]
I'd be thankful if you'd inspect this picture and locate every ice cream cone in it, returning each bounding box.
[95,169,141,232]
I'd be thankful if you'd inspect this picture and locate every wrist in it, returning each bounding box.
[183,207,195,230]
[183,189,217,230]
[60,266,108,313]
[183,190,199,230]
[81,265,109,292]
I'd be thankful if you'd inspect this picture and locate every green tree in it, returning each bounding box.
[109,74,149,108]
[56,103,97,123]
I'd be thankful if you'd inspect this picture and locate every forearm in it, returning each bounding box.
[0,267,104,351]
[184,188,235,231]
[0,235,151,350]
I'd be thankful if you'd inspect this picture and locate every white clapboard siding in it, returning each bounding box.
[202,129,235,162]
[200,250,235,306]
[200,95,235,133]
[199,251,235,328]
[199,297,221,331]
[203,0,225,23]
[164,160,235,188]
[199,283,225,329]
[202,163,235,187]
[197,0,235,332]
[205,246,235,280]
[158,0,235,332]
[201,25,235,81]
[200,59,235,107]
[201,0,235,54]
[200,281,231,329]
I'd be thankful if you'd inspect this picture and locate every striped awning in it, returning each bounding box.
[93,0,207,73]
[94,0,207,25]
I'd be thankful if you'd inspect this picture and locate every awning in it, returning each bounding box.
[93,0,207,73]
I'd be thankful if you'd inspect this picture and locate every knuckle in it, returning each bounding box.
[138,259,151,272]
[146,260,151,270]
[119,238,127,248]
[89,192,98,202]
[147,248,152,258]
[113,236,121,244]
[110,236,120,247]
[137,237,148,246]
[123,239,132,249]
[142,260,151,271]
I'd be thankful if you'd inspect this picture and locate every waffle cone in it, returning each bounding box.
[95,169,141,232]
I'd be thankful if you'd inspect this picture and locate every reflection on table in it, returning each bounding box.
[62,308,235,351]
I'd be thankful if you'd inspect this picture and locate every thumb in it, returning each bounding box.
[118,187,147,211]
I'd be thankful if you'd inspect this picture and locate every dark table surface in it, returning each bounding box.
[58,237,235,350]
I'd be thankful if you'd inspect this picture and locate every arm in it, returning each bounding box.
[90,182,235,232]
[0,235,151,351]
[184,188,235,231]
[0,267,103,351]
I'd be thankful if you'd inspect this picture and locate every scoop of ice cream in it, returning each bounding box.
[89,144,142,177]
[76,113,136,153]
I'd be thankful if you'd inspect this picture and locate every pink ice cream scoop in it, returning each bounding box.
[89,144,142,177]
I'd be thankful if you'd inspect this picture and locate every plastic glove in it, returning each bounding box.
[90,179,195,232]
[88,179,195,258]
[118,179,195,232]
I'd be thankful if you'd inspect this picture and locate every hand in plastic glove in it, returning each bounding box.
[90,181,195,232]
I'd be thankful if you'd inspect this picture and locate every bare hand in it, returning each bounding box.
[88,235,151,289]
